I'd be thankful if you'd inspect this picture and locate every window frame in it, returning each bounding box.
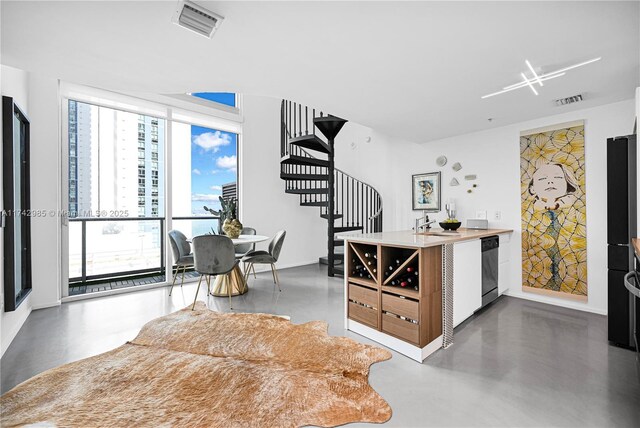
[60,83,243,300]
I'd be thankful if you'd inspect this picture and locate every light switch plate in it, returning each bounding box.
[476,210,487,219]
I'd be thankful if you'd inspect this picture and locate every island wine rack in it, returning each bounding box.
[347,241,442,347]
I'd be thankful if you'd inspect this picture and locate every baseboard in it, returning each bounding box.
[250,260,320,273]
[504,291,607,315]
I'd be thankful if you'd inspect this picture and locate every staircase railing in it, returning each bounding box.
[280,100,383,234]
[333,166,383,234]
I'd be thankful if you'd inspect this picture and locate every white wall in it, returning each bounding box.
[0,66,62,357]
[27,73,62,309]
[334,124,428,231]
[421,100,636,315]
[1,65,33,356]
[240,95,327,270]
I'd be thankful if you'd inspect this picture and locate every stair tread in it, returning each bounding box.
[300,201,328,207]
[281,173,330,181]
[320,213,343,220]
[313,115,348,140]
[334,226,364,232]
[281,154,329,167]
[285,188,329,194]
[289,134,331,155]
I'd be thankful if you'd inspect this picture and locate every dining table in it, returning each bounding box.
[210,234,270,297]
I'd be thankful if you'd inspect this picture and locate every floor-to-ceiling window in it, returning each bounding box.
[171,122,238,239]
[67,101,166,291]
[63,88,241,297]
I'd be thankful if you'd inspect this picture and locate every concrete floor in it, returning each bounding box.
[2,263,639,427]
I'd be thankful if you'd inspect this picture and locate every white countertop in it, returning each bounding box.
[337,228,513,248]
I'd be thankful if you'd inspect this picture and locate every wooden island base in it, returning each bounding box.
[343,241,443,362]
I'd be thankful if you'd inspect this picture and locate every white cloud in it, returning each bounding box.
[192,131,231,152]
[216,155,237,171]
[210,185,222,191]
[210,169,220,175]
[192,168,201,175]
[191,193,222,202]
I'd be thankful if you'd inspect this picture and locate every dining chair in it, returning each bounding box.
[235,227,257,257]
[168,230,194,296]
[242,230,286,291]
[192,234,238,310]
[235,227,257,278]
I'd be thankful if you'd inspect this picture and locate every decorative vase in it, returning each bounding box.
[222,218,243,239]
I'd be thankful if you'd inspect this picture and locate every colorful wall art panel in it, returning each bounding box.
[520,121,587,301]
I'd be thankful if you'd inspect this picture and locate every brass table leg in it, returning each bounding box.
[210,265,248,297]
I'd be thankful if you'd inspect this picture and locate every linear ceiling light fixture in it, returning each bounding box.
[521,73,539,95]
[525,60,543,87]
[481,57,601,99]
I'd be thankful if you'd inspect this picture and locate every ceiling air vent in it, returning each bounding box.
[173,1,224,39]
[555,94,584,107]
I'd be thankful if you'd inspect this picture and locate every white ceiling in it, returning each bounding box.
[2,1,639,143]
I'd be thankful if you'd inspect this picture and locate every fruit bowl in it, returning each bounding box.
[439,221,462,231]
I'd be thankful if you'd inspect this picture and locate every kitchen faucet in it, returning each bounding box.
[415,211,435,231]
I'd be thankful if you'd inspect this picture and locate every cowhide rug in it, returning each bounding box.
[1,302,392,427]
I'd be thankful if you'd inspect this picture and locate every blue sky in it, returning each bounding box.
[191,92,236,107]
[190,124,237,216]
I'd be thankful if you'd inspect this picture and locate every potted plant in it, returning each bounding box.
[203,197,243,238]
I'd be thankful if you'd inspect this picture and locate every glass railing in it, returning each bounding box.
[68,216,219,285]
[172,216,220,240]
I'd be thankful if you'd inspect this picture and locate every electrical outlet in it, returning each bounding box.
[476,210,487,220]
[494,211,501,220]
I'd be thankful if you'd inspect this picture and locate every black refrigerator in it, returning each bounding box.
[607,134,640,350]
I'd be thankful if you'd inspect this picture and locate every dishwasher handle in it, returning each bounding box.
[481,236,499,252]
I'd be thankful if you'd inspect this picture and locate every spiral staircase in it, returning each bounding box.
[280,100,383,276]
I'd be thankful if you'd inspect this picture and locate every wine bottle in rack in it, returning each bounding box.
[406,276,419,290]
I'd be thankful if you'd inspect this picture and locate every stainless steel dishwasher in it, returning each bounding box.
[481,236,499,307]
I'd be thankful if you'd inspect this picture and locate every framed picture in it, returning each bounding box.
[412,172,441,211]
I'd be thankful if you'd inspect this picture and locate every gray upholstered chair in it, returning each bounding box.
[191,234,238,310]
[236,227,257,278]
[168,230,194,296]
[242,230,286,291]
[235,227,257,258]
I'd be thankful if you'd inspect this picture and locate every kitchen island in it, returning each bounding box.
[338,227,513,362]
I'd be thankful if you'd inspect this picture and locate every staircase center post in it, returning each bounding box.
[327,137,336,277]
